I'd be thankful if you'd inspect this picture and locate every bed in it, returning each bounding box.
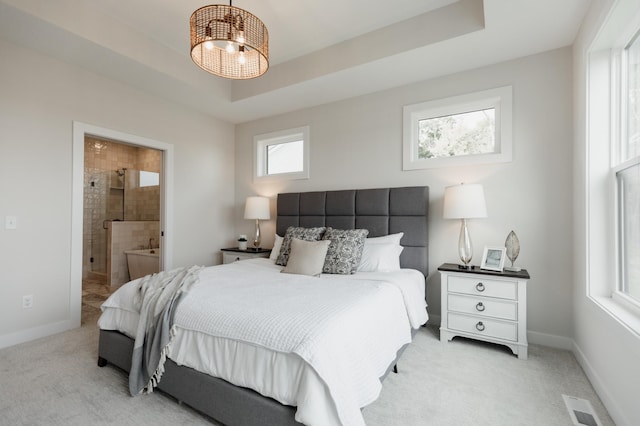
[97,186,429,426]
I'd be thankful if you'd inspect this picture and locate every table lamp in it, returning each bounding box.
[443,183,487,269]
[244,196,270,249]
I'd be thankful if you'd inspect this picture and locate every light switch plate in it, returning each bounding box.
[5,216,17,230]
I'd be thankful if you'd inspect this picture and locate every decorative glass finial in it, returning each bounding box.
[504,230,521,272]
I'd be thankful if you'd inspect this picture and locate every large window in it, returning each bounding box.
[403,86,512,170]
[615,31,640,305]
[254,126,310,182]
[586,1,640,332]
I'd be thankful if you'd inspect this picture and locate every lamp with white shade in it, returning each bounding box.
[244,196,270,249]
[443,183,487,269]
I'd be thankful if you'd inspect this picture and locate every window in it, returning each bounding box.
[254,126,309,182]
[615,30,640,306]
[139,170,159,187]
[617,163,640,302]
[587,1,640,331]
[403,86,512,170]
[267,140,303,175]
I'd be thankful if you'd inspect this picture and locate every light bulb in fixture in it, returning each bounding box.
[225,41,235,54]
[237,31,245,44]
[238,45,246,65]
[204,24,214,50]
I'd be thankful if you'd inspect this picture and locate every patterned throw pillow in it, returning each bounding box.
[276,226,326,266]
[322,227,369,274]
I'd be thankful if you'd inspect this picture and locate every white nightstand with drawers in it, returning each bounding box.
[438,263,531,359]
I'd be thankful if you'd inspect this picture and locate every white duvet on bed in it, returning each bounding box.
[99,258,427,426]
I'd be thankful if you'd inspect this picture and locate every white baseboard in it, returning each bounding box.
[428,316,573,351]
[424,316,623,424]
[527,330,574,350]
[0,319,74,350]
[572,340,628,426]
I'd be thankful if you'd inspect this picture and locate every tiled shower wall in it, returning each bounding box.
[107,221,160,287]
[83,137,161,281]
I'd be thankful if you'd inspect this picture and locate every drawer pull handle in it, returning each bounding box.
[476,282,485,292]
[475,302,485,312]
[475,321,485,332]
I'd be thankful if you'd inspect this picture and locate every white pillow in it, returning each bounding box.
[269,234,283,261]
[357,243,403,272]
[365,232,403,246]
[281,238,331,277]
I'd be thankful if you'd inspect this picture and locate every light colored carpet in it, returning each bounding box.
[0,314,614,425]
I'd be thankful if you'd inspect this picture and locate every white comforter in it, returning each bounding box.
[99,258,428,426]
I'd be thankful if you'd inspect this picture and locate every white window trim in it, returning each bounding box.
[402,86,513,170]
[586,1,640,337]
[254,126,310,182]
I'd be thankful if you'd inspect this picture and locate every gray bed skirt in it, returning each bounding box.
[98,328,415,425]
[98,329,301,425]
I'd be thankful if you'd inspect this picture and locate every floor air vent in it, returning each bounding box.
[562,394,602,426]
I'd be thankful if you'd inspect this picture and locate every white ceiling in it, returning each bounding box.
[0,0,590,124]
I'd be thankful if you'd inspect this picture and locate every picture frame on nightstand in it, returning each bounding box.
[480,246,506,271]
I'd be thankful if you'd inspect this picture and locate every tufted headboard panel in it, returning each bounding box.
[276,186,429,276]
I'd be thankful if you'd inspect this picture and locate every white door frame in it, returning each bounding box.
[70,122,174,327]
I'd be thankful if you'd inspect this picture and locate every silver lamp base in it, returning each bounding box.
[458,218,473,268]
[252,219,261,249]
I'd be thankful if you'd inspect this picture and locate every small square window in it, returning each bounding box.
[403,86,512,170]
[254,126,310,182]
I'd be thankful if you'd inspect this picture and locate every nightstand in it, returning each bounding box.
[221,247,271,264]
[438,263,531,359]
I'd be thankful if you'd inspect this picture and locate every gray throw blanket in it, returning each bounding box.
[129,265,202,396]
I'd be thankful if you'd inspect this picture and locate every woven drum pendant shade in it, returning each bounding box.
[190,4,269,79]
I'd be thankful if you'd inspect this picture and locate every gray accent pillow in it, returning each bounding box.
[322,227,369,274]
[276,226,326,266]
[281,238,331,277]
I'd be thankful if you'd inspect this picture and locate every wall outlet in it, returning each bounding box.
[22,295,33,309]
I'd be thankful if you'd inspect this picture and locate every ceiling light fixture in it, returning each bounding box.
[190,2,269,80]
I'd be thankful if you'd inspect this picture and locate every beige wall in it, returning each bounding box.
[0,37,235,348]
[235,47,575,345]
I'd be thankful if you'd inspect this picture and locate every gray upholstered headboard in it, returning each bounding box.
[276,186,429,276]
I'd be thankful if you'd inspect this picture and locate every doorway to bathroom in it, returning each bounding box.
[71,122,174,328]
[81,136,163,323]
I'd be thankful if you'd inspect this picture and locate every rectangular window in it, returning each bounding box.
[625,33,640,162]
[139,170,159,187]
[254,126,310,182]
[403,86,512,170]
[615,31,640,305]
[617,162,640,302]
[417,108,496,159]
